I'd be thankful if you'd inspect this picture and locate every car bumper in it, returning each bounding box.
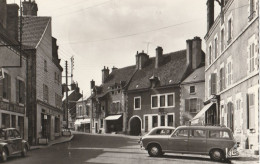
[226,148,239,158]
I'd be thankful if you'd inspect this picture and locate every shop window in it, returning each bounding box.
[134,97,141,110]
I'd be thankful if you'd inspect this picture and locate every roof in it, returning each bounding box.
[176,125,231,131]
[96,65,136,97]
[20,16,50,49]
[128,50,188,90]
[62,90,74,101]
[182,66,205,84]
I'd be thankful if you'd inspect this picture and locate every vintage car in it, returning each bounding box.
[0,128,30,162]
[140,125,239,161]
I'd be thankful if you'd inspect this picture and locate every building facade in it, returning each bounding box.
[204,0,259,151]
[74,97,91,132]
[0,1,28,140]
[21,1,63,145]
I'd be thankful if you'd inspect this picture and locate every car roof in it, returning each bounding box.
[176,125,231,131]
[151,126,176,130]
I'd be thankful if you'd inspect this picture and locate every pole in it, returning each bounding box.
[65,61,69,129]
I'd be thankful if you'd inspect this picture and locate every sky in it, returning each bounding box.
[8,0,218,97]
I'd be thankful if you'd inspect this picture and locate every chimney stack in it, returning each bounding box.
[22,0,38,16]
[136,51,149,70]
[155,46,163,68]
[112,66,118,72]
[207,0,214,31]
[6,4,19,41]
[102,66,109,83]
[186,37,202,70]
[90,80,95,89]
[0,0,7,28]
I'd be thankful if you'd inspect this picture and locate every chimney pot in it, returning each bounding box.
[102,67,109,83]
[155,46,163,68]
[207,0,214,31]
[22,0,38,16]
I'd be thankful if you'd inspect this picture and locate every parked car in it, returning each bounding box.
[140,125,239,161]
[0,128,30,162]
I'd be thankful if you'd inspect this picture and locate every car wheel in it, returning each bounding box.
[210,149,224,162]
[148,144,162,157]
[21,146,27,157]
[1,149,7,162]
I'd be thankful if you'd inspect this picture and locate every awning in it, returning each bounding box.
[74,118,91,125]
[192,102,214,121]
[104,115,122,121]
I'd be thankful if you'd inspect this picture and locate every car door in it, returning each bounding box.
[188,129,207,154]
[6,130,16,154]
[13,130,22,152]
[168,129,189,153]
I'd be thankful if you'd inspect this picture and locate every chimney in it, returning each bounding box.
[102,66,109,83]
[112,66,118,72]
[22,0,38,16]
[186,39,192,67]
[207,0,214,31]
[71,82,77,90]
[136,50,149,70]
[90,80,95,89]
[6,4,19,41]
[0,0,7,28]
[155,46,163,68]
[191,37,202,69]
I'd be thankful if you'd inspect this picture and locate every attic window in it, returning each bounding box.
[193,76,197,79]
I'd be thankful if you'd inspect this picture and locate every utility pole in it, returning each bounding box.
[65,61,69,129]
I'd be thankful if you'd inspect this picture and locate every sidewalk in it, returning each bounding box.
[30,135,74,150]
[230,149,259,164]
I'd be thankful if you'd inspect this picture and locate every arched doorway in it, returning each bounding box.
[129,116,141,136]
[227,102,234,132]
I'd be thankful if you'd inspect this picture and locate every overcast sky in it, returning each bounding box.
[9,0,214,97]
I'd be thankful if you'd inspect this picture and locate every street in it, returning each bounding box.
[3,132,257,164]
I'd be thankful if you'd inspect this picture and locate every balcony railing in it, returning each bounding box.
[0,100,25,114]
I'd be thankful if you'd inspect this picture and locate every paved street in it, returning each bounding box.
[3,132,259,164]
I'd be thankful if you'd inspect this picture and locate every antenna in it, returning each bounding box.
[71,56,74,84]
[143,41,151,54]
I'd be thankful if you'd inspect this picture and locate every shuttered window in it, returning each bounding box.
[247,94,255,129]
[211,73,217,95]
[220,68,225,91]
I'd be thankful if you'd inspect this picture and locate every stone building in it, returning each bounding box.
[74,97,91,133]
[204,0,259,152]
[127,37,205,135]
[21,0,63,145]
[0,0,28,140]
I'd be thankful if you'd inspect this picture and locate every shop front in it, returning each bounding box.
[104,114,123,133]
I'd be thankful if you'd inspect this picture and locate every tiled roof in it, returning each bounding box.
[182,66,205,84]
[20,16,50,49]
[96,65,136,97]
[128,50,188,90]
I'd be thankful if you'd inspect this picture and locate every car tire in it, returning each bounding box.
[21,146,27,157]
[210,149,224,162]
[1,148,7,162]
[148,144,162,157]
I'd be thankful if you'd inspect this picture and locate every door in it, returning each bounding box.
[168,129,189,153]
[95,123,98,133]
[188,129,207,153]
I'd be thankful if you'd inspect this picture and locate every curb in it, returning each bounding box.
[30,135,74,150]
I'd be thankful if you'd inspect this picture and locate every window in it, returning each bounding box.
[150,129,173,135]
[152,93,175,109]
[190,86,195,94]
[43,84,49,103]
[227,62,232,86]
[44,60,47,72]
[208,77,211,97]
[100,119,103,128]
[160,95,165,107]
[220,68,225,91]
[152,96,158,108]
[185,98,202,113]
[190,99,197,113]
[134,97,141,110]
[2,73,10,100]
[167,115,174,126]
[111,102,121,113]
[214,37,218,59]
[228,19,232,42]
[161,115,165,126]
[247,94,255,129]
[221,29,224,52]
[209,130,230,139]
[209,46,212,65]
[211,73,217,95]
[55,93,62,108]
[152,115,158,128]
[174,129,188,137]
[189,130,206,138]
[249,43,255,73]
[16,79,25,104]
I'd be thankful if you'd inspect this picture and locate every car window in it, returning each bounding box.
[13,130,21,138]
[7,130,15,139]
[150,129,174,135]
[189,129,206,138]
[209,130,230,139]
[0,130,5,140]
[174,129,188,137]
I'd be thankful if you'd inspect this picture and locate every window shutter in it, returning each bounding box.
[185,99,190,112]
[8,75,11,100]
[0,77,3,98]
[16,79,19,103]
[246,94,250,129]
[211,73,217,95]
[249,94,255,129]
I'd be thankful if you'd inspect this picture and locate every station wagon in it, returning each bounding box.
[140,125,238,161]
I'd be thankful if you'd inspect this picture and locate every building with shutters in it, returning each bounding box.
[74,97,91,133]
[204,0,259,151]
[0,0,28,140]
[21,0,63,145]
